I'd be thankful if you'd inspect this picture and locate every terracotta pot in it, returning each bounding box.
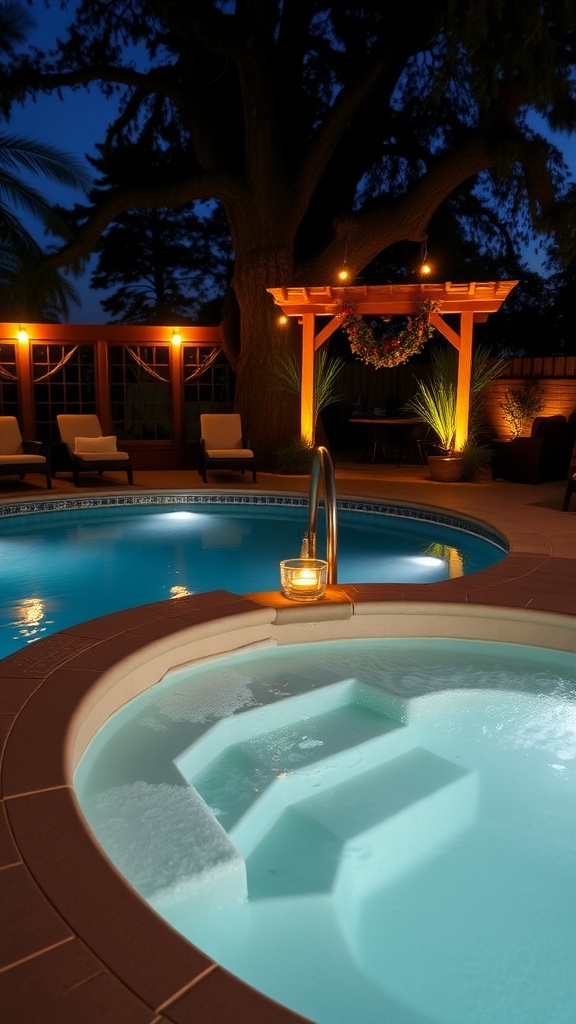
[427,454,465,482]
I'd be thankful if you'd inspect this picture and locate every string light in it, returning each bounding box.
[338,242,350,281]
[419,239,432,276]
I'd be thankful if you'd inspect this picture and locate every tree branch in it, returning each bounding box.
[44,172,248,271]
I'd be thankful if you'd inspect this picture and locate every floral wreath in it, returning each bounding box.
[336,299,439,369]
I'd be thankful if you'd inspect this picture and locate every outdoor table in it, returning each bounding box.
[348,416,426,464]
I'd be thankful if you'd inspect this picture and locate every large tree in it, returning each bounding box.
[1,0,575,460]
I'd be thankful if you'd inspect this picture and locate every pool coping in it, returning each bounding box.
[2,565,576,1023]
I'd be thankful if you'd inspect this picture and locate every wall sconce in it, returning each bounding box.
[171,329,182,346]
[17,325,29,344]
[279,558,329,601]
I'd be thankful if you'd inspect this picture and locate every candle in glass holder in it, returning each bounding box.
[291,567,319,593]
[279,558,328,601]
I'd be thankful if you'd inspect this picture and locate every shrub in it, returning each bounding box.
[499,381,544,438]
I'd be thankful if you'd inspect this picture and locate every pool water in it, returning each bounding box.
[0,496,506,660]
[75,637,576,1024]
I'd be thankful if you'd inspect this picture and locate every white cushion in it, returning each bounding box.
[206,448,254,459]
[0,454,46,465]
[74,435,117,454]
[73,451,129,463]
[201,413,244,449]
[0,416,24,455]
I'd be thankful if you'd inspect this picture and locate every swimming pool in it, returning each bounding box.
[75,636,576,1024]
[0,493,507,660]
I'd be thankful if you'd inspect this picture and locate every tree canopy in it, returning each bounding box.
[1,0,575,459]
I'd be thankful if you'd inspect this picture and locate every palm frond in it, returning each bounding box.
[0,133,91,190]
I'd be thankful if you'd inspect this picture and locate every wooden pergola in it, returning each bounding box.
[268,281,518,450]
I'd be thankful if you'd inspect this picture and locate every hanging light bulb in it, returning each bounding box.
[338,242,350,281]
[419,239,432,276]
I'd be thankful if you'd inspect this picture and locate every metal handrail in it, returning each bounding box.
[302,445,338,584]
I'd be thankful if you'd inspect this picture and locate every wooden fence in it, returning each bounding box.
[337,355,576,440]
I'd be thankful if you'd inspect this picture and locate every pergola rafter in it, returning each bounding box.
[268,281,518,450]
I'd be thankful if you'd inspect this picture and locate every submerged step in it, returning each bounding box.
[230,723,415,857]
[246,747,478,901]
[84,780,247,915]
[175,678,407,837]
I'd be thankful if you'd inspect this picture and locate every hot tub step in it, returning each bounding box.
[246,746,478,900]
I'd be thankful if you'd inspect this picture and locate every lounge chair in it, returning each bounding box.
[198,413,257,483]
[56,414,133,486]
[0,416,51,488]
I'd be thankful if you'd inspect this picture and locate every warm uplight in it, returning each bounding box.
[171,329,182,346]
[17,326,28,344]
[280,558,329,601]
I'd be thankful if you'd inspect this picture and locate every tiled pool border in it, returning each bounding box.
[0,490,509,552]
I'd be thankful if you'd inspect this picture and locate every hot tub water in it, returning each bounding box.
[75,637,576,1024]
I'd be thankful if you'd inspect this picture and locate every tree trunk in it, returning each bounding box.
[230,252,302,468]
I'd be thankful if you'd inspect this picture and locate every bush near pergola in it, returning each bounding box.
[2,1,575,464]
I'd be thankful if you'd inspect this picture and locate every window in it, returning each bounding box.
[0,344,18,417]
[183,347,234,441]
[110,345,171,441]
[33,344,96,441]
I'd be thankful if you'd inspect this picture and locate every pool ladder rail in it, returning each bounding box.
[301,445,338,584]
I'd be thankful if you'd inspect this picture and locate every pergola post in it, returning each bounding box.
[301,312,316,443]
[455,311,474,451]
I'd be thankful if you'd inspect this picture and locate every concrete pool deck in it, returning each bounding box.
[1,457,575,1023]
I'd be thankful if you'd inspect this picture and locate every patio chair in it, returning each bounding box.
[55,414,133,486]
[562,439,576,511]
[0,416,51,488]
[492,414,576,484]
[198,413,257,483]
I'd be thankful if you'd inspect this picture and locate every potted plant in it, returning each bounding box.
[405,345,509,481]
[499,380,544,438]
